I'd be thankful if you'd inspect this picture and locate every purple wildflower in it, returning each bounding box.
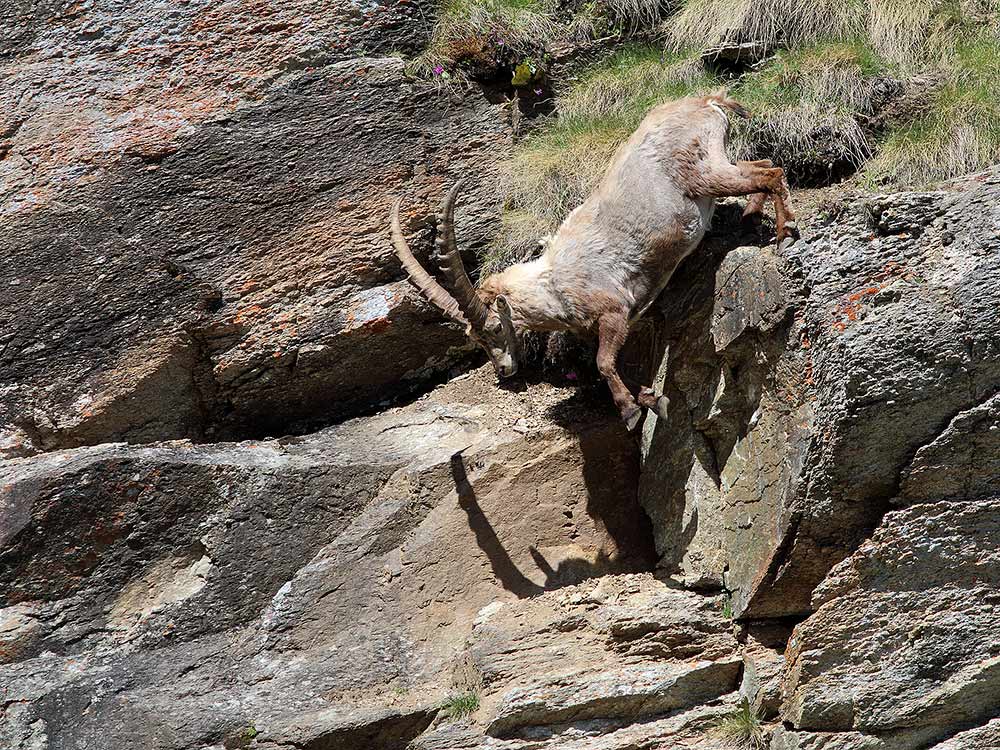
[433,65,445,75]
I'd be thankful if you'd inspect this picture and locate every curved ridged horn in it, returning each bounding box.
[435,181,488,331]
[391,197,468,327]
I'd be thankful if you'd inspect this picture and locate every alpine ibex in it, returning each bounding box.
[391,93,796,430]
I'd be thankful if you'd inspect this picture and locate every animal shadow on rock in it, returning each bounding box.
[450,444,658,598]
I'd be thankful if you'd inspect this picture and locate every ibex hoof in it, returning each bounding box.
[623,406,643,432]
[777,221,800,246]
[639,387,670,420]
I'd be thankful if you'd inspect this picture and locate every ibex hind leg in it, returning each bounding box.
[703,161,799,243]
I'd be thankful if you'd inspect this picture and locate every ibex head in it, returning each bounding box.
[391,181,520,378]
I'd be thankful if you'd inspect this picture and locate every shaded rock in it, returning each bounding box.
[739,624,791,719]
[898,392,1000,504]
[927,718,1000,749]
[258,705,437,750]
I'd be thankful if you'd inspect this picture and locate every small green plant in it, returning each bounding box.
[721,595,734,620]
[224,722,259,749]
[440,691,480,721]
[712,698,766,750]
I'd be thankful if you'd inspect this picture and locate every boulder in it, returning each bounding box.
[458,573,741,742]
[639,170,1000,619]
[1,0,511,456]
[782,498,1000,745]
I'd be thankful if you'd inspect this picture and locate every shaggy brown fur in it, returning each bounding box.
[391,94,797,430]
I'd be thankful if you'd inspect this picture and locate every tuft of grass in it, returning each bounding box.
[667,0,866,51]
[712,698,766,750]
[487,46,718,270]
[867,23,1000,185]
[728,41,891,183]
[440,692,481,721]
[866,0,939,63]
[409,0,560,79]
[721,595,733,620]
[596,0,673,32]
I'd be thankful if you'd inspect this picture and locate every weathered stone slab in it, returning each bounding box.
[1,0,511,454]
[783,498,1000,744]
[0,371,654,749]
[487,660,742,738]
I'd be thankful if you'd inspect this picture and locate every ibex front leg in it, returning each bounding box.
[597,314,669,431]
[597,314,643,431]
[703,160,798,242]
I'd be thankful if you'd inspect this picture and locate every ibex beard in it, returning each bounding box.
[391,92,797,431]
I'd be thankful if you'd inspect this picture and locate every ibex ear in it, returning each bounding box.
[495,295,517,344]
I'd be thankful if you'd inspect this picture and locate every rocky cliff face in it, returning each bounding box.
[1,0,511,455]
[3,2,1000,749]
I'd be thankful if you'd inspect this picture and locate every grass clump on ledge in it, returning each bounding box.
[665,0,992,60]
[667,0,866,51]
[711,698,766,750]
[409,0,560,80]
[867,23,1000,184]
[729,40,891,184]
[439,691,481,722]
[410,0,679,82]
[487,45,718,273]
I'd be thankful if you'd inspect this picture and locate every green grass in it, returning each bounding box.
[486,46,718,271]
[721,595,734,620]
[728,41,891,180]
[409,0,560,78]
[440,692,481,721]
[866,0,940,62]
[712,698,766,750]
[452,0,1000,272]
[410,0,680,79]
[867,24,1000,184]
[667,0,866,50]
